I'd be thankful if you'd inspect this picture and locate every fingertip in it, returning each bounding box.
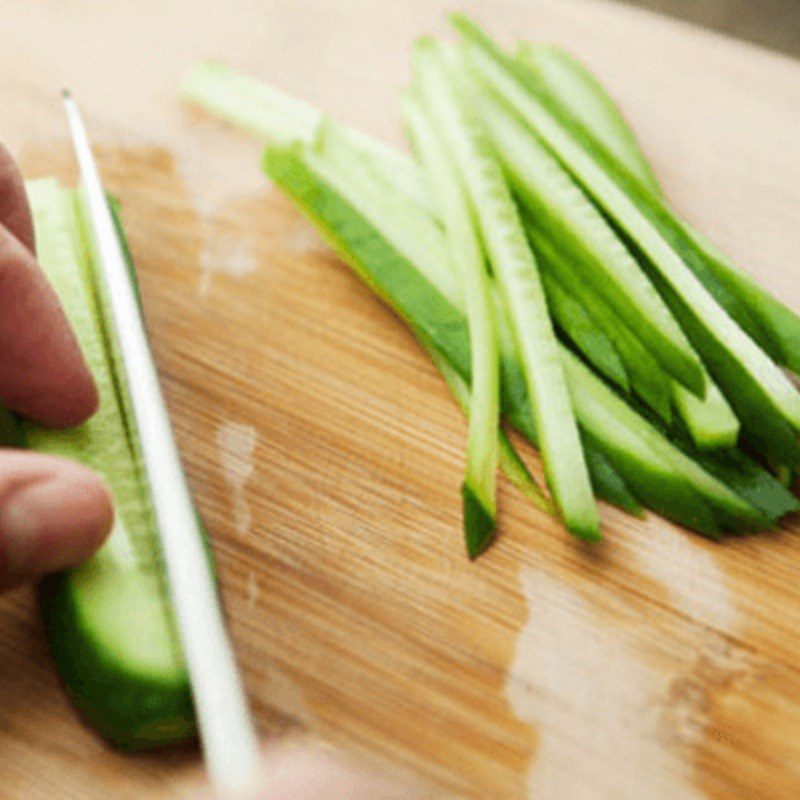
[31,372,100,429]
[0,225,99,428]
[0,462,113,588]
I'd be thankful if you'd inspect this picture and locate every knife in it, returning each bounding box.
[63,91,261,799]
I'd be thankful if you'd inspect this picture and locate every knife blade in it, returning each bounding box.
[63,90,261,799]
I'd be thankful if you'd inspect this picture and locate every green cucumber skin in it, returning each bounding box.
[39,576,195,749]
[462,483,496,558]
[27,180,198,750]
[540,269,630,392]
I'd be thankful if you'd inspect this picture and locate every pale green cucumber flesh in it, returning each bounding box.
[404,89,499,554]
[25,178,195,749]
[40,564,194,748]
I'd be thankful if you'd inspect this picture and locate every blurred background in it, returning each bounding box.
[624,0,800,57]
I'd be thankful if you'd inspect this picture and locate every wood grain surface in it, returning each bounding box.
[1,1,800,798]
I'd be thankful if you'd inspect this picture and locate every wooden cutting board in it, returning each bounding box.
[1,1,800,797]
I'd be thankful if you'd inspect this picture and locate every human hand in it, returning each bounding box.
[0,144,113,590]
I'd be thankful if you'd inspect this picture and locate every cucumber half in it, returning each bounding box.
[26,178,198,749]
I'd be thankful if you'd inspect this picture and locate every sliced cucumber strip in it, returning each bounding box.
[414,39,598,540]
[428,346,551,514]
[671,379,739,451]
[25,179,194,749]
[515,42,661,197]
[540,268,629,391]
[404,91,500,556]
[182,61,431,213]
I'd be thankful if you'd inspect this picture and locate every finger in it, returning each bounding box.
[0,144,35,253]
[254,745,418,800]
[0,450,113,590]
[0,225,98,427]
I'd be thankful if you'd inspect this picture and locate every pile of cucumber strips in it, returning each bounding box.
[184,14,800,557]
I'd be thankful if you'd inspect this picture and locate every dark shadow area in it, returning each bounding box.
[619,0,800,58]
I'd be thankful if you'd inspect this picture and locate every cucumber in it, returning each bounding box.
[561,348,769,534]
[477,86,702,395]
[182,61,432,214]
[540,268,629,391]
[25,178,196,749]
[265,131,774,531]
[427,347,552,515]
[530,226,740,447]
[403,90,500,556]
[413,40,599,540]
[512,47,742,450]
[455,16,800,448]
[187,56,800,382]
[191,56,793,533]
[514,46,800,378]
[262,128,642,512]
[530,228,673,423]
[515,42,662,197]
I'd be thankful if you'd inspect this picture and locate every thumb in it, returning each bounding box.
[0,450,113,590]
